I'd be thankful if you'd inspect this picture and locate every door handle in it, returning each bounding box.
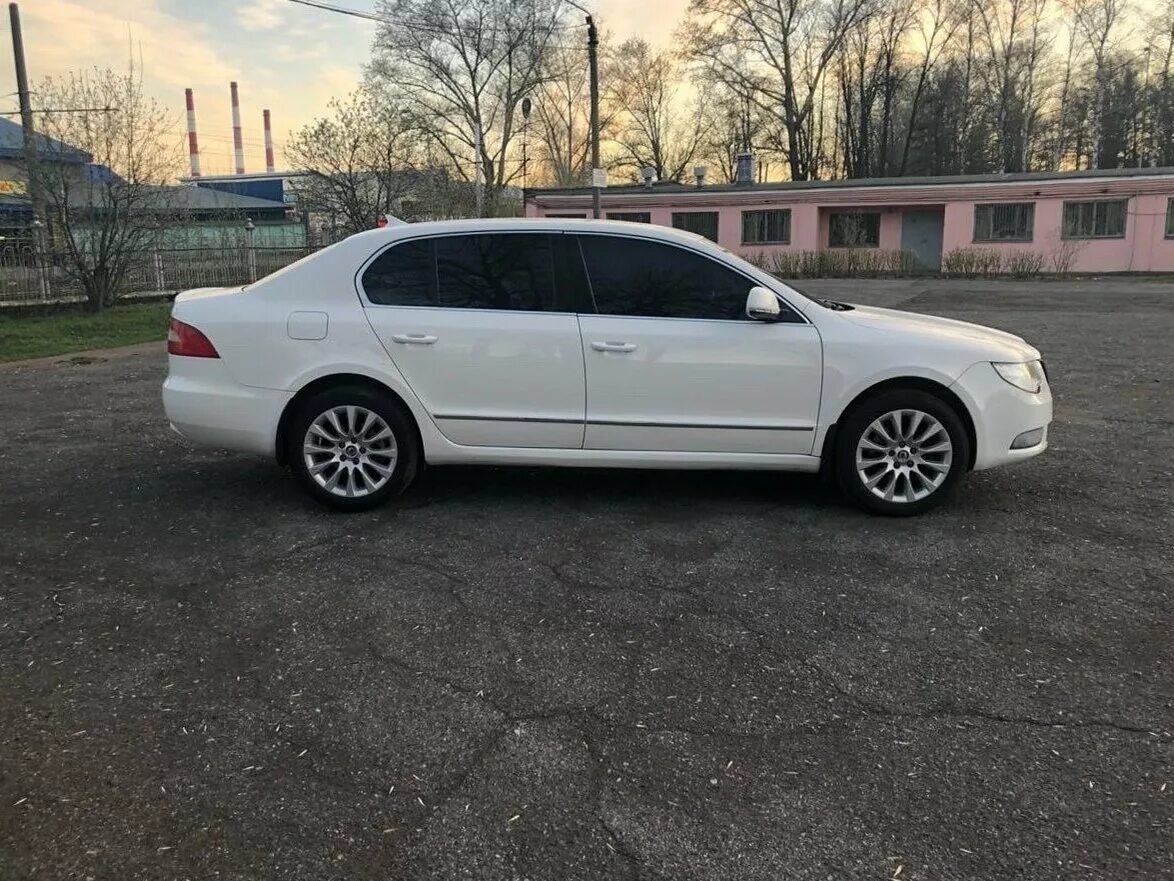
[590,341,636,353]
[390,333,438,345]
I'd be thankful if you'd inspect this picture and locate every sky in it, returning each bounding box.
[0,0,689,176]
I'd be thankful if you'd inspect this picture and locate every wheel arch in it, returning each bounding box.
[822,376,977,471]
[275,372,424,467]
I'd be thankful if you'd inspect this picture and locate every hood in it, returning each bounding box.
[841,304,1041,361]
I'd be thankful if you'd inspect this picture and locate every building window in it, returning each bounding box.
[1166,199,1174,238]
[742,209,791,245]
[1062,200,1128,239]
[974,203,1034,242]
[828,212,881,248]
[671,211,720,242]
[607,212,651,223]
[547,213,588,218]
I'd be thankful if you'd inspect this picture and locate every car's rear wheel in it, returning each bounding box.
[835,389,969,516]
[288,385,419,511]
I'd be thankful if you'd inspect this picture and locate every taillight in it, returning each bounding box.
[167,318,219,358]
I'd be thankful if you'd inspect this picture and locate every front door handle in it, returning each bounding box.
[391,333,438,345]
[590,341,637,353]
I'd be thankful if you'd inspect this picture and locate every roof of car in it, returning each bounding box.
[350,217,718,249]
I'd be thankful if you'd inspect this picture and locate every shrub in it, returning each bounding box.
[759,248,917,278]
[1004,252,1046,277]
[942,247,1002,278]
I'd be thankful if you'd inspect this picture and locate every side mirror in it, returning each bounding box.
[745,286,781,322]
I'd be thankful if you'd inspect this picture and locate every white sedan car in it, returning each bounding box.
[163,219,1051,515]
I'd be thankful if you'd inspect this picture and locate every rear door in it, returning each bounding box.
[573,233,823,454]
[360,232,587,449]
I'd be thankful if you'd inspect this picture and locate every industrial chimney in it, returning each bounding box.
[184,88,201,178]
[230,81,245,175]
[262,109,275,173]
[734,151,755,185]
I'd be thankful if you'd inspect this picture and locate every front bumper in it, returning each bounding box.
[162,356,291,457]
[952,362,1053,471]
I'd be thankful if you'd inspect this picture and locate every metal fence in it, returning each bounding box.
[0,240,323,307]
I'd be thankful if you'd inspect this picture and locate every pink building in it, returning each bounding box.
[524,166,1174,273]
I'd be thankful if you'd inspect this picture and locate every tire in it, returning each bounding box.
[287,384,420,512]
[835,388,970,516]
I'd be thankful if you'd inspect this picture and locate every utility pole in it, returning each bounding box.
[9,1,49,300]
[9,2,44,229]
[586,14,601,219]
[474,119,484,218]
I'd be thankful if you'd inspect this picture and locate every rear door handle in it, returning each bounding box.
[391,333,438,345]
[591,341,636,353]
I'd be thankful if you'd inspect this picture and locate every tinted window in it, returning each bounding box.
[578,235,762,321]
[435,234,556,311]
[362,239,436,306]
[671,212,719,242]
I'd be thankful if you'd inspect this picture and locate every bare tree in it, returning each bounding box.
[32,64,181,311]
[606,38,710,181]
[1070,0,1130,166]
[367,0,571,215]
[286,86,422,235]
[685,0,879,181]
[971,0,1054,171]
[529,44,597,186]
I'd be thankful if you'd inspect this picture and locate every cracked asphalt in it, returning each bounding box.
[1,279,1171,880]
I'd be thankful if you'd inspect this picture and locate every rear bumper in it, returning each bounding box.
[162,356,290,457]
[952,362,1053,471]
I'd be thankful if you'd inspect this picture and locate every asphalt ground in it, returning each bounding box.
[1,279,1171,880]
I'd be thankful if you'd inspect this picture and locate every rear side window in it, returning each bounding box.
[362,233,587,311]
[362,239,435,306]
[577,234,764,321]
[435,234,555,311]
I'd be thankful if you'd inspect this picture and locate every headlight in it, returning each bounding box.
[992,360,1046,394]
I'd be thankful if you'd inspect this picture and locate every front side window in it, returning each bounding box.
[607,212,651,223]
[742,209,791,245]
[1063,200,1128,239]
[671,211,720,242]
[974,203,1034,242]
[828,212,881,247]
[578,234,790,321]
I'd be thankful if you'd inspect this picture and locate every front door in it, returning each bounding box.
[575,234,823,455]
[901,209,945,272]
[360,232,586,449]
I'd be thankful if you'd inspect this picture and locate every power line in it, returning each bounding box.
[286,0,589,34]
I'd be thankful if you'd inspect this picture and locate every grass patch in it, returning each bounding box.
[0,301,171,363]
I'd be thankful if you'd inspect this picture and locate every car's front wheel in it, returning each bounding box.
[835,389,970,516]
[288,385,419,511]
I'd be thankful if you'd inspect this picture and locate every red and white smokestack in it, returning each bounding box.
[185,88,201,178]
[230,80,245,175]
[263,109,275,173]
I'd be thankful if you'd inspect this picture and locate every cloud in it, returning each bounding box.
[0,0,368,174]
[237,0,284,30]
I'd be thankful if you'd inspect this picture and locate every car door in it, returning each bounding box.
[574,233,823,455]
[360,232,587,449]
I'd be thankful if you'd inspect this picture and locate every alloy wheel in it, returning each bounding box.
[855,408,953,504]
[302,405,398,498]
